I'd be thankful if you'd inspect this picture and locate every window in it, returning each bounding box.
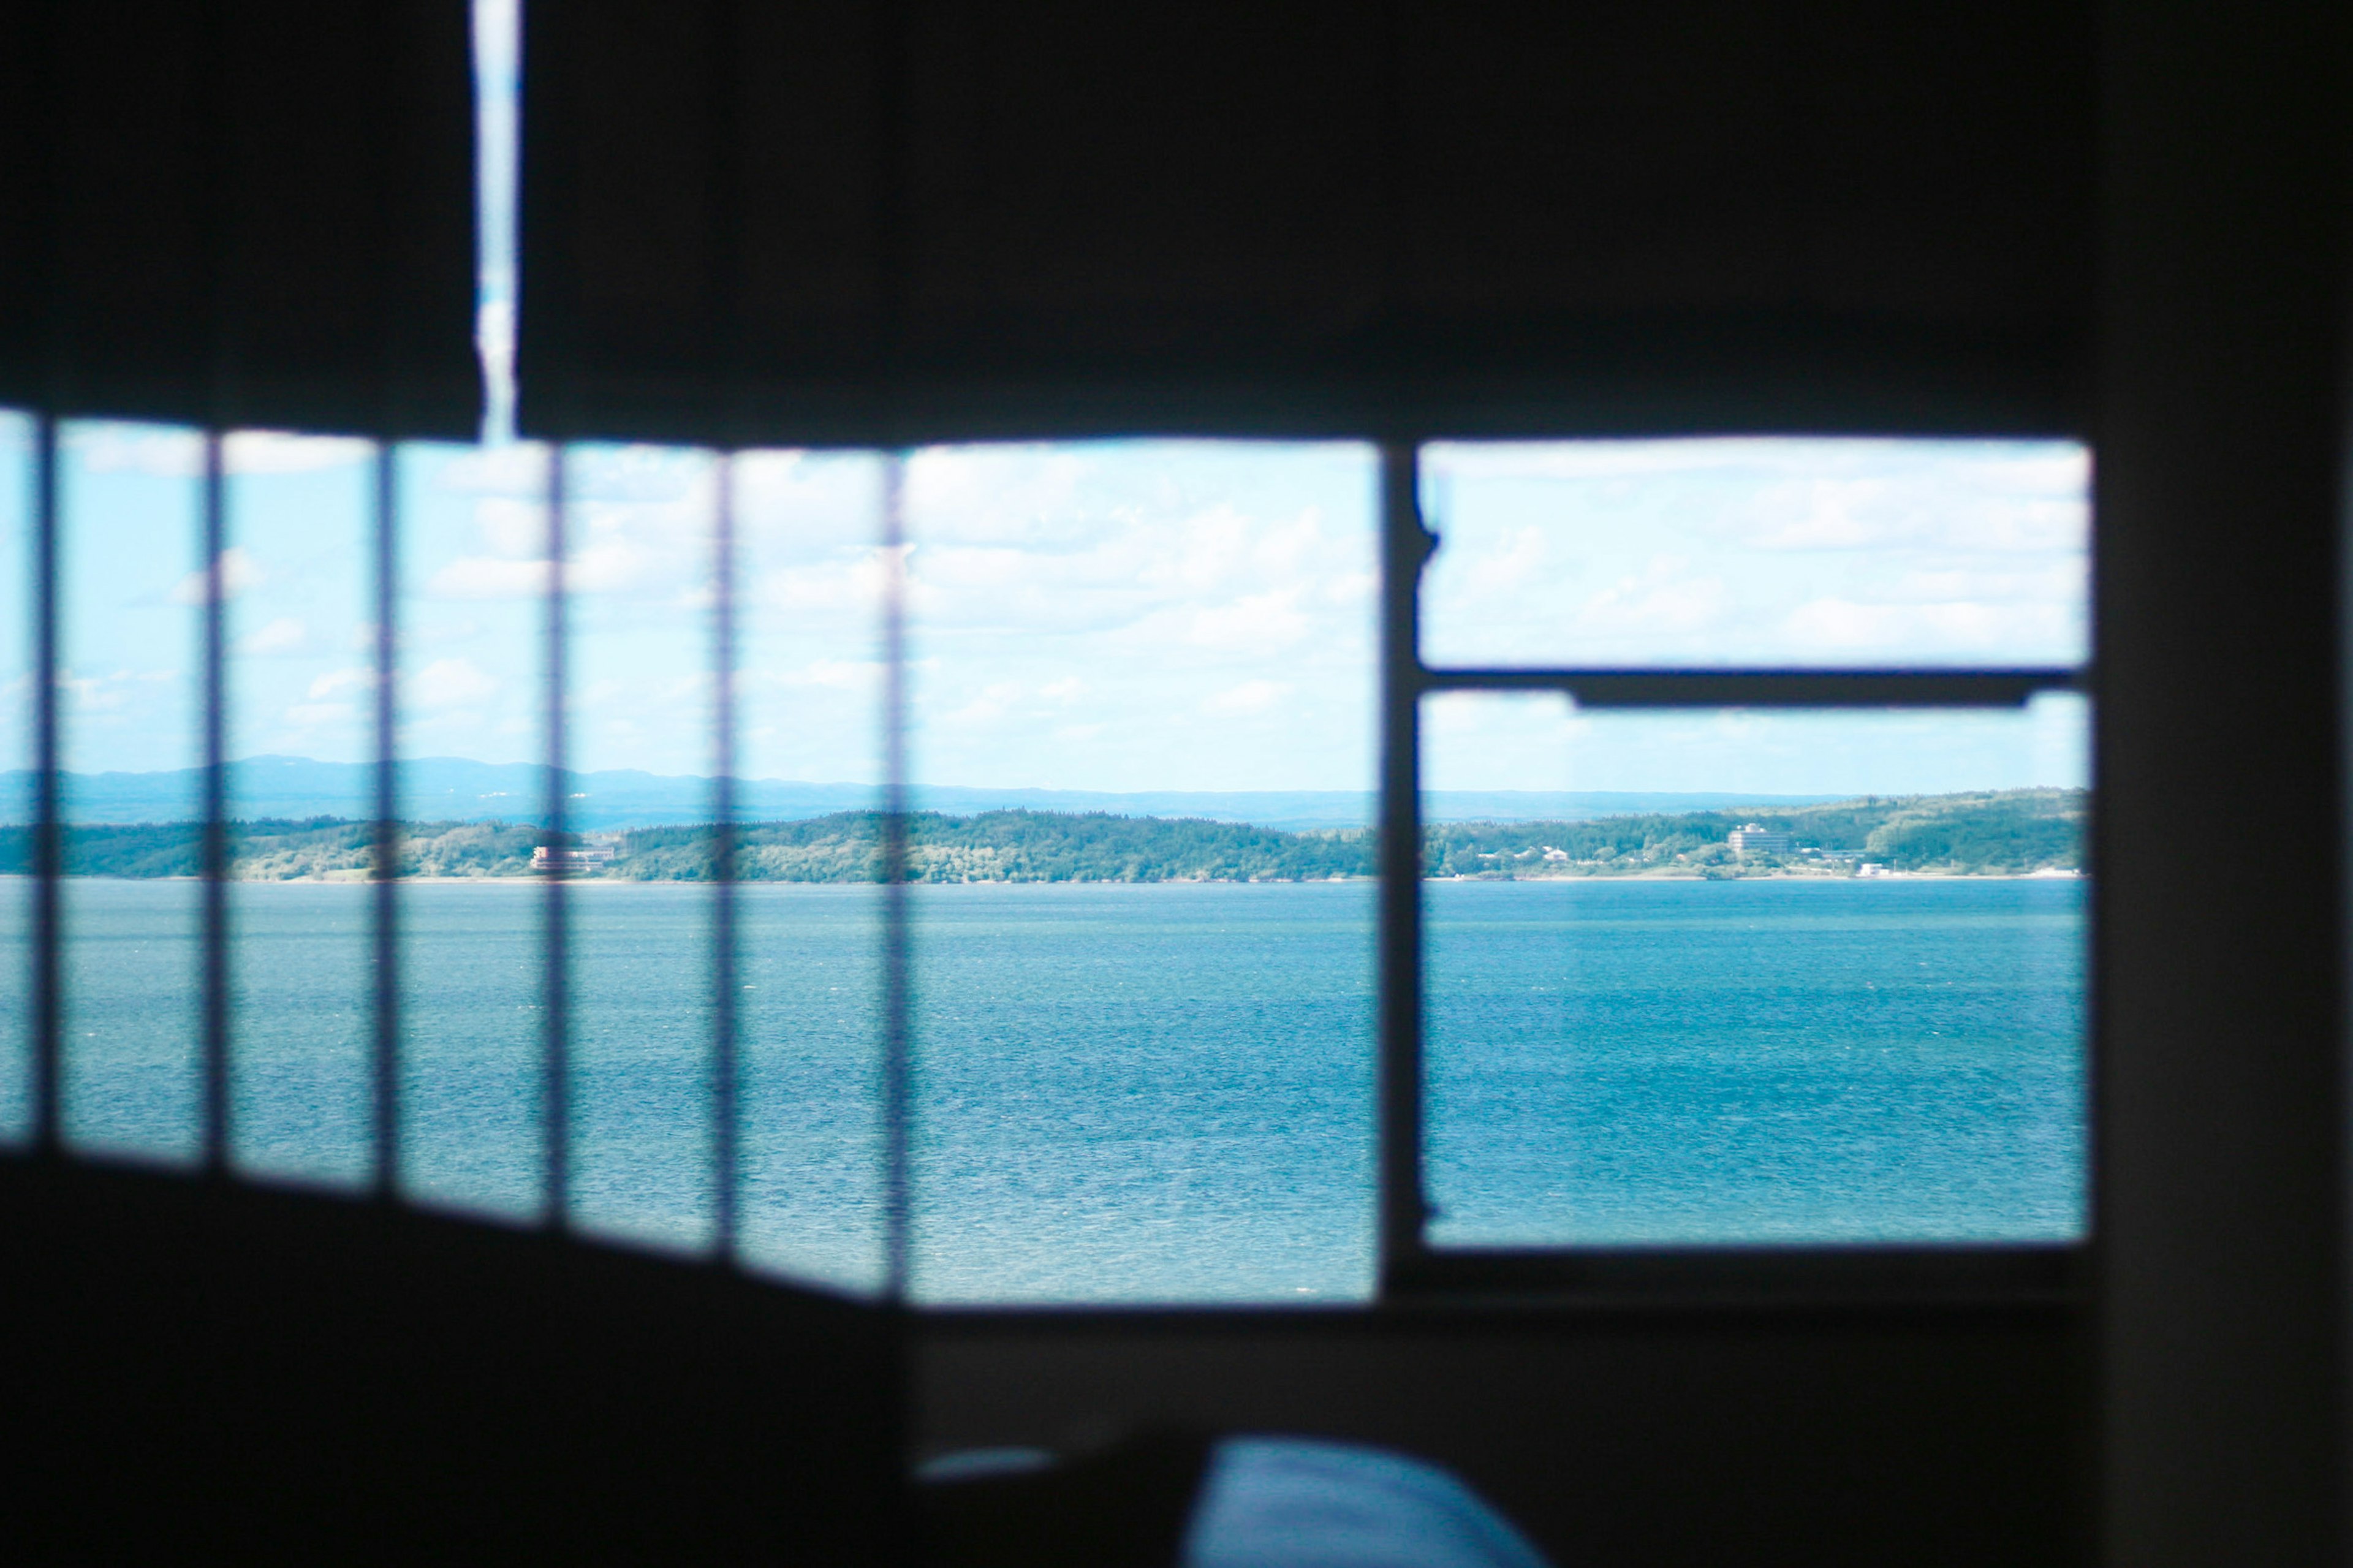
[0,2,2094,1312]
[4,418,2090,1306]
[1385,439,2090,1292]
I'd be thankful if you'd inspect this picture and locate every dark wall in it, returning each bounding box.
[918,1303,2088,1567]
[2094,0,2353,1559]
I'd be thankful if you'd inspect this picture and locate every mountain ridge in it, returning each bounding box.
[0,754,1842,830]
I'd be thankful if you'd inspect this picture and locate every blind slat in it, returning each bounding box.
[0,0,479,438]
[520,0,2094,445]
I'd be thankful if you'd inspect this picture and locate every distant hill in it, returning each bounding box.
[0,790,2085,882]
[1421,789,2086,879]
[0,755,1834,831]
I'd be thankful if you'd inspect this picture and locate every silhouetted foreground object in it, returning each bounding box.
[0,0,479,436]
[4,1157,1564,1564]
[519,0,2092,446]
[1183,1439,1555,1568]
[920,1428,1217,1567]
[918,1430,1555,1568]
[1,1157,901,1561]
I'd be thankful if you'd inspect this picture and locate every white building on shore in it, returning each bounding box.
[532,843,619,873]
[1727,824,1793,855]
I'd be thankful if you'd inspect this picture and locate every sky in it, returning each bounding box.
[1416,438,2090,795]
[0,426,2089,798]
[0,0,2094,803]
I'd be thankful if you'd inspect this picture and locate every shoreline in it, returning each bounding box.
[0,869,2087,886]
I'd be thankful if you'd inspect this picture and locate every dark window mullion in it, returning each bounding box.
[542,444,571,1230]
[879,452,911,1303]
[711,452,739,1259]
[371,444,400,1199]
[31,415,61,1155]
[200,432,229,1174]
[1420,668,2083,708]
[1377,442,1435,1292]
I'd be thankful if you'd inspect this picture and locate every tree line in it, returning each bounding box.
[0,789,2085,882]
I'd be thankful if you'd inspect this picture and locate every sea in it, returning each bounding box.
[0,876,2085,1303]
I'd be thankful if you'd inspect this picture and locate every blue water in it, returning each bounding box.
[1426,878,2084,1246]
[0,876,2083,1301]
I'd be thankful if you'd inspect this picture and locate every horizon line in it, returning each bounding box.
[0,756,1891,801]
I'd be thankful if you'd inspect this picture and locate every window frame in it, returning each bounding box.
[14,415,2089,1307]
[1369,443,2090,1304]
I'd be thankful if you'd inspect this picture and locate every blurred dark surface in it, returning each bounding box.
[0,1153,2080,1566]
[519,0,2094,444]
[0,1156,903,1562]
[917,1300,2086,1568]
[918,1426,1214,1568]
[0,0,480,436]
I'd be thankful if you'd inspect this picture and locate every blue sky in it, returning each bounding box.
[1,425,2088,797]
[0,0,2093,802]
[1417,438,2090,795]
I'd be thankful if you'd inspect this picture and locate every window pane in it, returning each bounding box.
[1422,691,2088,1246]
[0,412,30,1143]
[396,439,550,1221]
[222,433,376,1190]
[733,449,889,1293]
[58,422,205,1165]
[1419,439,2090,669]
[900,441,1379,1303]
[563,442,718,1254]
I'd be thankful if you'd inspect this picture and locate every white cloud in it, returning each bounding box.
[566,537,657,594]
[222,432,372,474]
[70,424,205,477]
[1147,505,1252,593]
[1782,597,2072,652]
[235,616,308,656]
[1201,679,1288,716]
[307,667,375,700]
[1420,436,2090,667]
[1458,524,1548,598]
[58,667,175,716]
[945,682,1025,725]
[1188,591,1309,653]
[753,545,904,614]
[906,445,1091,547]
[171,546,263,605]
[409,657,498,710]
[476,496,544,557]
[761,658,882,692]
[428,555,550,599]
[281,701,358,729]
[63,427,375,477]
[1749,479,1896,550]
[434,442,550,496]
[1573,564,1732,637]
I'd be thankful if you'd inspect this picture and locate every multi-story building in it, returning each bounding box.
[1727,824,1794,854]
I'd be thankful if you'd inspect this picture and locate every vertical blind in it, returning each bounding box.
[518,0,2097,448]
[0,0,479,437]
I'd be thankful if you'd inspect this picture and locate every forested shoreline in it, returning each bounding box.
[0,789,2085,882]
